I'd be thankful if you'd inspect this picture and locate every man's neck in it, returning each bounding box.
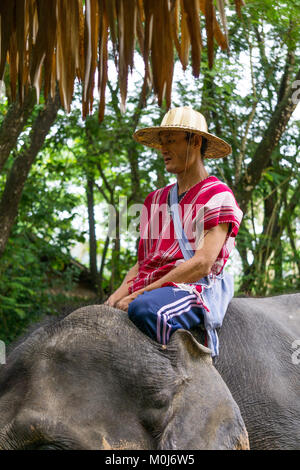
[176,164,209,195]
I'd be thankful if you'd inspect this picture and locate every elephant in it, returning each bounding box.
[0,306,249,450]
[213,293,300,450]
[0,292,299,450]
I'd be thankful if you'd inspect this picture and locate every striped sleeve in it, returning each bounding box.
[203,186,243,237]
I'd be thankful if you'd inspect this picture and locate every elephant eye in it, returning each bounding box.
[25,441,69,450]
[6,421,80,450]
[36,443,66,450]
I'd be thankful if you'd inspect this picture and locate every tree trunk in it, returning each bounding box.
[99,234,110,300]
[0,88,36,173]
[86,175,99,291]
[127,143,141,203]
[0,91,60,258]
[110,209,120,293]
[286,218,300,280]
[236,68,300,214]
[274,239,283,285]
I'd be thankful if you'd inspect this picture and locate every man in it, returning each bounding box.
[105,106,243,357]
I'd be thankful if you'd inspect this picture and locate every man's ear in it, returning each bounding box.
[193,134,202,148]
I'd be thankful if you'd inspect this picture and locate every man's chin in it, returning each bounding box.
[165,165,179,174]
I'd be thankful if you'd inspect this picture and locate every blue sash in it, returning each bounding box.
[169,183,234,357]
[169,183,195,259]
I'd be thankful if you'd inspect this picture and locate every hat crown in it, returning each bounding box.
[160,106,208,133]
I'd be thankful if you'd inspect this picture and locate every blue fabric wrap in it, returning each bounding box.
[169,183,234,356]
[169,183,195,259]
[128,287,207,347]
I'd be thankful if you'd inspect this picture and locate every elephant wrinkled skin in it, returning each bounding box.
[0,305,248,450]
[0,293,299,450]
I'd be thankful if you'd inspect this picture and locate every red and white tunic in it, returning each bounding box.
[128,176,243,295]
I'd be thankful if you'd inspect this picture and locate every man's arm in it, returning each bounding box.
[116,224,229,311]
[140,223,229,292]
[105,262,139,307]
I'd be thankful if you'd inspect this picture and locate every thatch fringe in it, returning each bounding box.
[0,0,242,120]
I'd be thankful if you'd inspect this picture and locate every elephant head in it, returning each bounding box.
[0,305,249,450]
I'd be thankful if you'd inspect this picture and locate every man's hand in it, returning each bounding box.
[115,290,143,312]
[104,262,139,307]
[104,293,122,307]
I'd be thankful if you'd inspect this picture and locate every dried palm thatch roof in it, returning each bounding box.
[0,0,244,120]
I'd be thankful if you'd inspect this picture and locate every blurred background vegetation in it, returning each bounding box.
[0,0,299,344]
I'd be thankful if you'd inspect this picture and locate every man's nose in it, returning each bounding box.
[161,143,169,153]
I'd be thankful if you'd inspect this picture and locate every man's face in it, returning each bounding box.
[158,131,201,174]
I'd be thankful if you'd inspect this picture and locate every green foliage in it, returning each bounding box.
[0,101,88,344]
[0,229,82,343]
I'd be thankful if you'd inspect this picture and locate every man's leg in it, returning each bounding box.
[128,287,206,345]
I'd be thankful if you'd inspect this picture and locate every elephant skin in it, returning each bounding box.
[213,293,300,450]
[0,293,299,450]
[0,304,249,450]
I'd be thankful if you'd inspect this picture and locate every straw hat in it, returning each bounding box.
[133,106,231,159]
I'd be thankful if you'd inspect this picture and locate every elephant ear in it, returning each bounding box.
[157,329,249,450]
[173,329,212,360]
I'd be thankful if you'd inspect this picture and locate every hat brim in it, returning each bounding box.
[133,125,232,159]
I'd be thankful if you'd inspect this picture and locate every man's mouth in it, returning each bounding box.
[164,157,172,163]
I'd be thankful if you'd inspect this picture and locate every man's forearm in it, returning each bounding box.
[137,257,210,295]
[113,263,139,299]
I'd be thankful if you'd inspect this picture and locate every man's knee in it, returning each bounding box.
[128,295,157,340]
[128,295,153,322]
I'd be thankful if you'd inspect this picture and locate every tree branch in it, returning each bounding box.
[0,88,36,173]
[96,160,114,203]
[238,67,300,214]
